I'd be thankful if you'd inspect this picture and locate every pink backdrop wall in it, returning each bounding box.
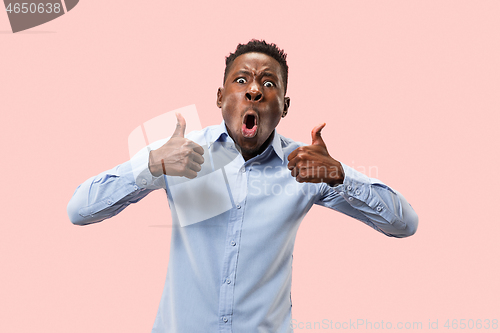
[1,1,499,332]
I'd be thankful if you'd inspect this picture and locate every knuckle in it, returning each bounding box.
[297,152,308,160]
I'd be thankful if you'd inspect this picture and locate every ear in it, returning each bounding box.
[282,97,290,118]
[216,87,223,108]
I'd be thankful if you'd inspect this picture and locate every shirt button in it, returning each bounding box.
[222,317,228,323]
[230,241,236,246]
[141,179,147,185]
[355,190,360,195]
[107,199,112,205]
[347,185,352,191]
[339,192,344,196]
[236,204,241,209]
[133,185,138,191]
[377,206,383,211]
[226,279,231,284]
[348,197,354,201]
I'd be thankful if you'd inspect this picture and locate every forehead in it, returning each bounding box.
[229,52,282,77]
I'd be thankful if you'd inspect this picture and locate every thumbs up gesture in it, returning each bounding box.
[148,113,205,179]
[287,123,344,186]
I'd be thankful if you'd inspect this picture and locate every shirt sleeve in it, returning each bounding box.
[67,141,168,226]
[314,162,418,238]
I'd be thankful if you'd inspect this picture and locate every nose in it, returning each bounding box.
[245,83,262,102]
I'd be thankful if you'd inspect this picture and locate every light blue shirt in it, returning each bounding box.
[67,122,418,333]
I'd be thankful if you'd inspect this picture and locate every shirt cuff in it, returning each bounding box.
[129,145,166,190]
[333,162,403,228]
[332,161,370,190]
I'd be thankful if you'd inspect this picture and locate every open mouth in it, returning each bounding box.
[242,112,258,138]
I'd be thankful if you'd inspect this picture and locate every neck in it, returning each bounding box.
[239,131,275,161]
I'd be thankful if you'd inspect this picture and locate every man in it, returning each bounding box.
[67,40,418,333]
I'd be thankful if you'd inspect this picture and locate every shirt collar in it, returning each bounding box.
[207,121,285,162]
[207,121,229,148]
[269,128,285,162]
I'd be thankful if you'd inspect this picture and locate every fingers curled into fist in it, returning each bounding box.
[287,123,344,186]
[149,113,205,179]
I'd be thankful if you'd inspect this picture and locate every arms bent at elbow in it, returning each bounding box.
[394,210,418,238]
[66,194,109,226]
[387,196,419,238]
[67,179,154,226]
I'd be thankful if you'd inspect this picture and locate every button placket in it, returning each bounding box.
[218,158,246,331]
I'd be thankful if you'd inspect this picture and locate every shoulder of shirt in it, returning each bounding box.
[276,132,307,159]
[184,124,224,145]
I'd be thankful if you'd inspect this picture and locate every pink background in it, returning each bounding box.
[1,1,499,332]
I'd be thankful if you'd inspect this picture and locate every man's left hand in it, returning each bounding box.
[287,123,345,186]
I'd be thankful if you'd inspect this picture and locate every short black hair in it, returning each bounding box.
[224,39,289,93]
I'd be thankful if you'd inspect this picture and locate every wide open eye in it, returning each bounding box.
[236,78,247,84]
[263,81,275,88]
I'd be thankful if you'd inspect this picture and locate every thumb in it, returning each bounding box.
[311,123,327,147]
[171,112,186,138]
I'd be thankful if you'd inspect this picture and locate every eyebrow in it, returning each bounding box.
[233,70,279,81]
[260,72,279,80]
[234,70,252,77]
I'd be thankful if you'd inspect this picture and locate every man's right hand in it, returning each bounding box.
[148,113,205,179]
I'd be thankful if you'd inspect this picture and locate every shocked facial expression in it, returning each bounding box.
[217,52,290,160]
